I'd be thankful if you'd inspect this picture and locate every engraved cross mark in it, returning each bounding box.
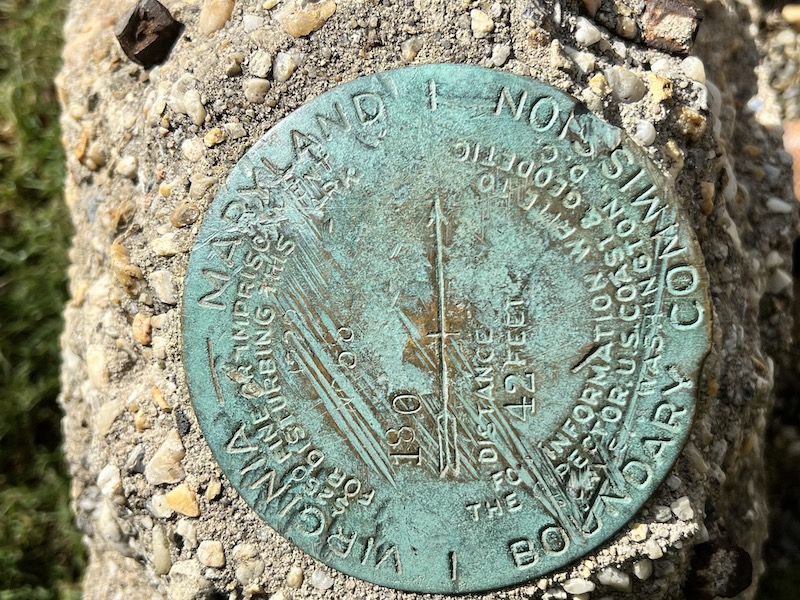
[427,196,460,477]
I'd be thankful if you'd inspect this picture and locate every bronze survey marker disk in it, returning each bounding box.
[182,65,712,593]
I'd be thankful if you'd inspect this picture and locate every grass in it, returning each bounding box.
[0,0,86,598]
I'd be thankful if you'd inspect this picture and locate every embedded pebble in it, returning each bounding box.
[151,233,181,257]
[653,505,673,522]
[470,9,494,38]
[766,196,794,213]
[96,399,124,435]
[670,496,694,521]
[605,67,646,102]
[644,538,664,559]
[150,269,178,304]
[235,558,266,584]
[204,127,226,147]
[491,43,512,66]
[168,560,212,600]
[309,568,334,590]
[286,565,304,588]
[97,464,123,501]
[144,429,186,485]
[197,540,226,568]
[588,73,611,97]
[150,493,174,518]
[676,105,707,142]
[629,522,648,542]
[575,17,601,46]
[132,312,152,345]
[562,578,595,594]
[400,36,424,62]
[152,525,172,575]
[569,50,595,74]
[205,478,222,501]
[273,52,297,82]
[543,588,566,600]
[633,557,653,580]
[224,122,247,139]
[183,89,207,126]
[249,50,273,78]
[165,483,201,517]
[199,0,235,34]
[681,56,706,83]
[189,174,217,199]
[115,155,138,179]
[278,0,336,38]
[597,567,631,592]
[224,53,245,76]
[242,14,264,32]
[170,201,200,228]
[634,120,657,146]
[86,344,109,387]
[96,499,123,544]
[244,78,271,104]
[647,73,673,103]
[176,518,197,549]
[181,138,206,162]
[766,268,793,294]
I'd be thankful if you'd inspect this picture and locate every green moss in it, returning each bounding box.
[0,0,85,597]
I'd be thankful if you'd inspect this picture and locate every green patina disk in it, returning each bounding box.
[182,64,711,594]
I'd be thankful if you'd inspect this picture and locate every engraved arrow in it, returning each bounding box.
[427,196,460,478]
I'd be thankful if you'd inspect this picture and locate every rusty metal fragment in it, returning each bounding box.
[642,0,701,55]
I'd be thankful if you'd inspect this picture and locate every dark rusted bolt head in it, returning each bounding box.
[115,0,183,68]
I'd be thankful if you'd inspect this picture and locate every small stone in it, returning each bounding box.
[642,0,699,55]
[563,579,594,594]
[168,560,213,600]
[681,56,706,83]
[189,174,217,199]
[647,73,673,102]
[766,196,794,214]
[235,559,266,584]
[575,17,601,46]
[699,181,715,215]
[170,201,200,228]
[644,538,664,559]
[151,233,182,257]
[150,493,174,518]
[97,464,123,501]
[165,483,200,517]
[205,478,222,501]
[588,73,611,97]
[249,50,273,78]
[543,588,567,600]
[634,120,657,146]
[153,525,172,575]
[115,0,183,68]
[224,53,245,76]
[653,504,673,522]
[198,540,226,567]
[244,78,271,103]
[242,14,264,32]
[273,52,297,83]
[144,429,186,485]
[181,137,205,162]
[86,344,109,387]
[96,499,124,544]
[470,9,494,38]
[309,568,334,590]
[598,567,631,592]
[491,43,512,66]
[629,522,649,542]
[183,89,207,126]
[400,36,424,62]
[670,495,694,520]
[115,155,138,179]
[176,518,198,549]
[150,269,177,304]
[132,312,152,345]
[125,444,146,474]
[224,122,247,139]
[766,269,793,294]
[198,0,234,35]
[278,0,336,38]
[568,50,595,73]
[151,385,172,412]
[134,408,150,431]
[633,558,653,580]
[605,67,646,102]
[96,399,124,435]
[675,105,707,142]
[286,565,304,588]
[204,127,226,147]
[581,0,601,16]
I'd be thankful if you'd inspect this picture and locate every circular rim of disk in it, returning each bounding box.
[182,64,712,594]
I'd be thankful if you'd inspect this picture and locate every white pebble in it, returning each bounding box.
[273,51,297,82]
[183,89,207,126]
[152,525,172,575]
[470,9,494,38]
[197,540,226,568]
[766,196,794,213]
[243,78,271,104]
[575,17,601,46]
[569,50,596,74]
[491,43,512,66]
[249,50,273,78]
[309,568,334,590]
[766,269,793,294]
[562,578,595,594]
[115,156,138,179]
[653,505,673,522]
[597,567,631,592]
[286,565,303,588]
[634,120,656,146]
[242,14,264,32]
[400,36,424,62]
[633,558,653,580]
[644,538,664,559]
[144,429,185,484]
[681,56,706,83]
[605,67,645,102]
[181,138,205,162]
[224,122,247,139]
[670,495,694,520]
[97,464,123,501]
